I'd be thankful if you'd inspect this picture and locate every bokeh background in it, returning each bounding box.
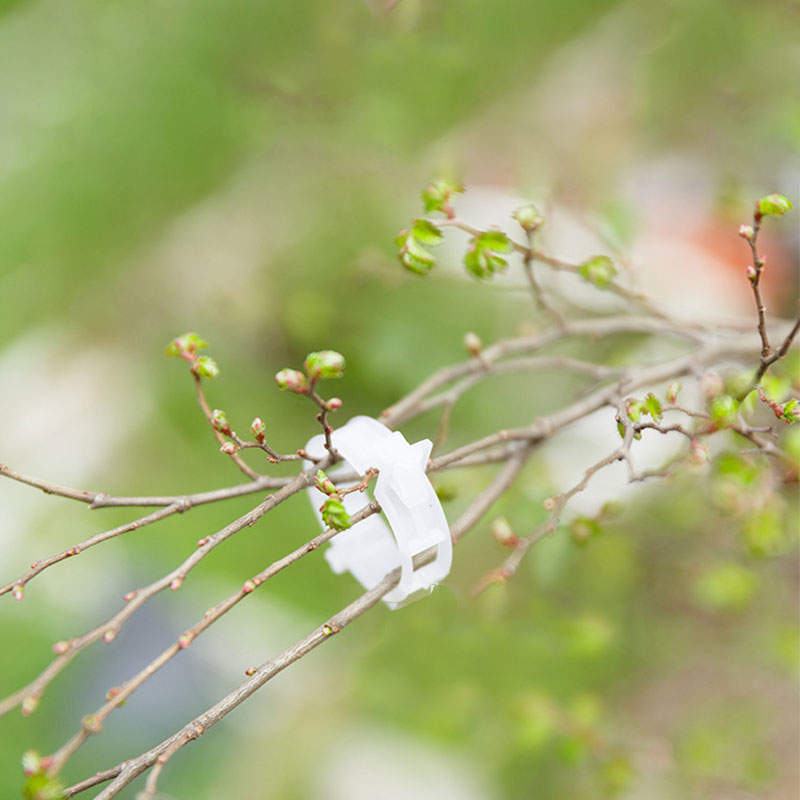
[0,1,798,798]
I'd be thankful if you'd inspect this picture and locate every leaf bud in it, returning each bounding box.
[463,331,483,356]
[756,193,793,219]
[192,356,219,379]
[666,381,682,404]
[327,397,343,411]
[512,203,545,233]
[211,409,231,435]
[738,224,754,240]
[220,442,237,455]
[304,350,346,381]
[746,265,757,282]
[275,368,308,393]
[250,417,266,442]
[490,516,519,547]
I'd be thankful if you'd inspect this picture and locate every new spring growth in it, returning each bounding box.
[666,381,682,404]
[211,409,231,436]
[275,368,308,394]
[746,265,757,283]
[738,224,754,241]
[321,496,351,531]
[421,178,463,217]
[512,203,545,233]
[755,193,793,220]
[250,417,266,442]
[220,442,237,455]
[463,331,482,357]
[304,350,346,381]
[192,356,219,380]
[464,229,513,279]
[165,332,208,360]
[580,255,617,289]
[315,469,337,495]
[709,394,738,429]
[327,397,343,411]
[491,516,519,547]
[396,219,444,274]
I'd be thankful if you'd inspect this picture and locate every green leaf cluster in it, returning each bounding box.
[421,179,463,214]
[396,219,444,275]
[464,230,513,279]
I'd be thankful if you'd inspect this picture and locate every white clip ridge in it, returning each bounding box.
[304,416,452,607]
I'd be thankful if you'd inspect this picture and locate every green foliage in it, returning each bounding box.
[396,219,445,274]
[579,255,617,288]
[464,230,514,279]
[643,392,662,422]
[756,193,792,217]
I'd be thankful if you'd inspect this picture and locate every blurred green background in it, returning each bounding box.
[0,0,798,798]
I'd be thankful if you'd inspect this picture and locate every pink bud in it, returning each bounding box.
[327,397,343,411]
[103,630,117,644]
[738,224,754,240]
[220,442,236,455]
[242,579,256,594]
[275,368,309,394]
[52,640,69,655]
[666,381,682,404]
[245,667,257,676]
[178,633,193,649]
[542,496,558,512]
[170,577,183,591]
[746,265,757,282]
[196,537,208,547]
[250,417,266,442]
[123,590,137,603]
[12,583,23,602]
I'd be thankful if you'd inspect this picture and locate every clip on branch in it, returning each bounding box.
[304,415,452,607]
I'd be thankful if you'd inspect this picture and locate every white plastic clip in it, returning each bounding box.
[304,416,452,607]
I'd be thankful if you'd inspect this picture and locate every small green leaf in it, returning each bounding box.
[579,255,617,288]
[757,193,793,218]
[644,392,662,422]
[411,218,444,245]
